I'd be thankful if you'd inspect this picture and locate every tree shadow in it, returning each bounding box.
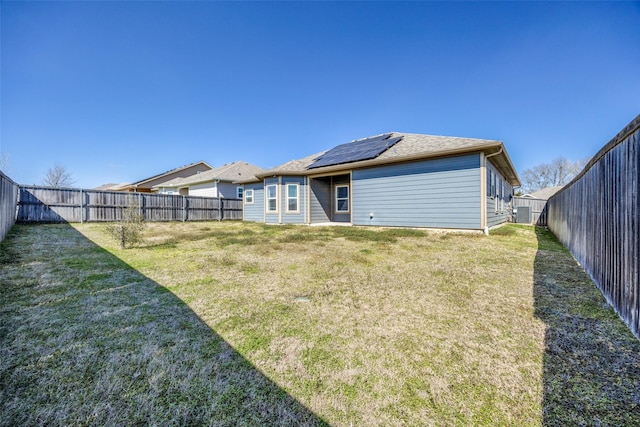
[533,227,640,426]
[0,224,328,426]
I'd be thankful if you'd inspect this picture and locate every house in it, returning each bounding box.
[520,186,563,200]
[154,161,265,198]
[99,161,213,192]
[241,132,520,232]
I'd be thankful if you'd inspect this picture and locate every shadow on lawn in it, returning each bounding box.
[533,227,640,426]
[0,224,327,426]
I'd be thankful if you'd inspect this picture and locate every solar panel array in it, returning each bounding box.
[307,133,403,169]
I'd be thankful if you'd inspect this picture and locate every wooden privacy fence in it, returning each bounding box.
[513,197,548,226]
[17,186,243,223]
[547,114,640,339]
[1,171,19,242]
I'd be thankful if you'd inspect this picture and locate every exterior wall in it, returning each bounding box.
[264,177,280,224]
[485,160,513,228]
[331,175,351,223]
[216,182,241,199]
[189,182,218,198]
[280,176,306,224]
[310,178,331,223]
[352,154,482,229]
[157,187,180,195]
[243,182,264,222]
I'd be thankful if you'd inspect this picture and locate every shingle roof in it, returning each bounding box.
[132,161,213,186]
[155,161,266,188]
[258,132,520,186]
[523,186,564,200]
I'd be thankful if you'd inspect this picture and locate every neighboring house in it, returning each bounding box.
[520,186,563,200]
[100,161,213,192]
[242,132,520,231]
[154,161,265,198]
[94,183,122,191]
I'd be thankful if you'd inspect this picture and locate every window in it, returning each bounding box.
[335,185,349,213]
[266,184,278,213]
[500,182,505,213]
[286,184,299,213]
[491,171,496,198]
[244,188,254,205]
[237,186,244,199]
[488,170,496,198]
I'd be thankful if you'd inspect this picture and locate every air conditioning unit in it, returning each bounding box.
[516,206,532,224]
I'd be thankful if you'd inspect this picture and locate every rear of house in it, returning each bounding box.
[243,132,520,231]
[154,162,265,198]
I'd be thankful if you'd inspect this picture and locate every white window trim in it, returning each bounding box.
[285,183,300,214]
[236,186,244,199]
[266,184,278,214]
[335,184,350,213]
[244,188,254,205]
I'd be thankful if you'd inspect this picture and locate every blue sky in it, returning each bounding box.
[1,1,639,188]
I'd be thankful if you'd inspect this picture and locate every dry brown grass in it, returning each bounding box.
[1,221,639,426]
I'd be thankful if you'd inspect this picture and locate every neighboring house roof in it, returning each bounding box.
[133,161,213,186]
[94,183,121,191]
[258,132,521,186]
[154,161,266,189]
[522,186,564,200]
[111,161,214,191]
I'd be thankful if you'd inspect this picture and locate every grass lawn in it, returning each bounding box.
[1,222,639,426]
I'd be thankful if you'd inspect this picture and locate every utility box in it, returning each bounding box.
[516,206,532,224]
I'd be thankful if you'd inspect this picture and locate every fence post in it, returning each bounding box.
[79,189,84,223]
[218,196,222,221]
[183,196,187,222]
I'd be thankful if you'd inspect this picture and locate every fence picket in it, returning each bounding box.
[0,171,19,242]
[16,187,243,224]
[548,114,640,339]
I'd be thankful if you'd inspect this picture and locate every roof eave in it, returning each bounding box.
[133,161,214,186]
[258,142,517,179]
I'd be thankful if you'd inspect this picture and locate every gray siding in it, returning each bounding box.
[331,175,351,223]
[352,154,482,229]
[310,179,331,223]
[280,176,306,224]
[486,161,512,228]
[217,182,241,199]
[264,177,280,224]
[243,182,264,222]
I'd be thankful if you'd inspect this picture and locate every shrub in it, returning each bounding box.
[106,197,146,249]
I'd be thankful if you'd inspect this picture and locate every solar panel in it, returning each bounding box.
[307,134,402,169]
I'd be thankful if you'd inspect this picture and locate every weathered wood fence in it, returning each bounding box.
[17,186,243,223]
[547,114,640,339]
[513,197,548,226]
[1,171,19,242]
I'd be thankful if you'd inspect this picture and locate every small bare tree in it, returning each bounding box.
[43,164,75,188]
[106,196,146,249]
[520,157,588,193]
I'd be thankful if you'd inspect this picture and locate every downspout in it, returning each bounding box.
[482,147,504,235]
